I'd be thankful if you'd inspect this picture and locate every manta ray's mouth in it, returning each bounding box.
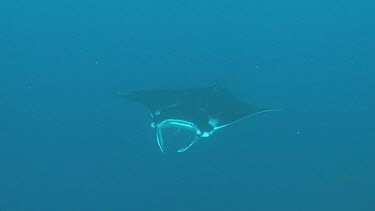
[155,119,202,153]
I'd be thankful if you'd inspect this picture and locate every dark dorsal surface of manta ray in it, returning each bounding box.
[120,86,278,153]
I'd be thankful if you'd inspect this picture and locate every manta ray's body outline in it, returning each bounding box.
[120,85,279,152]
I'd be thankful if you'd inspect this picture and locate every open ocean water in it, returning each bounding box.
[1,0,374,210]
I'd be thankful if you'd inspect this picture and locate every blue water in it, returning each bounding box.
[1,0,374,210]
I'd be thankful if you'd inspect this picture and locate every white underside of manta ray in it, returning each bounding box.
[120,86,280,153]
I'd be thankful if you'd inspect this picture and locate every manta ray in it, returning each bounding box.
[120,86,278,153]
